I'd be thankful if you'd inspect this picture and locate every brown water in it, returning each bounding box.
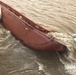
[0,0,76,75]
[0,24,70,75]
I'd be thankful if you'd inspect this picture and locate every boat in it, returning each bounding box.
[0,1,67,52]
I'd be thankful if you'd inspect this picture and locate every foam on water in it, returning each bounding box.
[65,64,76,75]
[47,32,76,75]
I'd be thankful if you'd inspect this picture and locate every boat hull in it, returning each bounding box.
[0,1,67,52]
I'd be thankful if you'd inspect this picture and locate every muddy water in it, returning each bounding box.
[0,0,76,75]
[1,0,76,33]
[0,24,70,75]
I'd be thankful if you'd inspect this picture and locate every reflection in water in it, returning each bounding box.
[1,0,76,75]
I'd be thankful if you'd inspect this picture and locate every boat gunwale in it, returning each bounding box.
[0,1,67,52]
[0,1,49,33]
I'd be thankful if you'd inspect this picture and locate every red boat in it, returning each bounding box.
[0,1,67,52]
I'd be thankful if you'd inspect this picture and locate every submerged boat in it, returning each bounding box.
[0,1,67,52]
